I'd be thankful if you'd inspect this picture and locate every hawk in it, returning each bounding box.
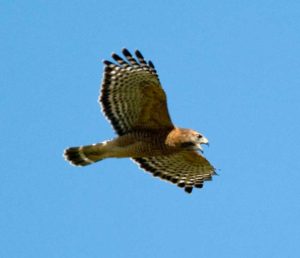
[64,49,216,193]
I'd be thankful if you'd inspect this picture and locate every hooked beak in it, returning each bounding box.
[198,137,209,153]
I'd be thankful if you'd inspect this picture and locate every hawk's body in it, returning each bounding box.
[64,49,215,193]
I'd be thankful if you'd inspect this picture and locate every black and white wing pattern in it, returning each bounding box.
[133,150,216,193]
[100,48,174,136]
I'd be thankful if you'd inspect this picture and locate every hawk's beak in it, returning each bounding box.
[199,137,209,153]
[201,137,209,145]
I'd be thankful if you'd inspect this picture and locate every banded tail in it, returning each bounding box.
[64,142,107,166]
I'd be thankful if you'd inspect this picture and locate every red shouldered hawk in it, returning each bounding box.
[64,49,216,193]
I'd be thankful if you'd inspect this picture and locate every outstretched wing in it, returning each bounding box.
[100,49,174,136]
[133,151,216,193]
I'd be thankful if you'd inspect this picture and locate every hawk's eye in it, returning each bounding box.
[197,134,202,139]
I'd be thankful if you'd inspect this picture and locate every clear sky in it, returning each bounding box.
[1,1,300,257]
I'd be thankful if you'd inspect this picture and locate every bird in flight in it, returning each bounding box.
[64,49,216,193]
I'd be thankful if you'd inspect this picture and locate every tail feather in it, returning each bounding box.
[64,143,106,166]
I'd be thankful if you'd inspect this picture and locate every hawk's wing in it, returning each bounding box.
[133,151,216,193]
[100,49,174,136]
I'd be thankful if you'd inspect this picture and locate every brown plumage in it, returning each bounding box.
[64,49,216,193]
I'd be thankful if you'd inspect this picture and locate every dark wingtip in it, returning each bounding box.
[148,60,155,68]
[112,52,123,61]
[135,49,144,59]
[122,48,132,57]
[121,47,128,53]
[184,187,193,194]
[103,60,114,65]
[177,182,185,188]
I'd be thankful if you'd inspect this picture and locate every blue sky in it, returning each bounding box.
[1,1,300,257]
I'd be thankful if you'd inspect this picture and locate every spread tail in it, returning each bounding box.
[64,142,107,166]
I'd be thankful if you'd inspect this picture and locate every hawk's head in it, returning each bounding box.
[166,128,209,153]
